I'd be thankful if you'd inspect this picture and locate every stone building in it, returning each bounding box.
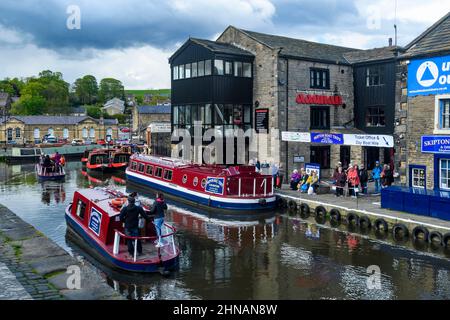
[102,98,125,116]
[132,104,171,139]
[0,115,119,144]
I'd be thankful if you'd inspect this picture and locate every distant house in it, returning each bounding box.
[143,94,153,104]
[132,104,171,137]
[69,106,87,116]
[102,98,125,116]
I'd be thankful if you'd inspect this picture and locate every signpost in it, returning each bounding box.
[305,163,321,179]
[421,136,450,154]
[343,134,394,147]
[282,131,311,142]
[408,55,450,96]
[255,109,269,133]
[310,132,343,144]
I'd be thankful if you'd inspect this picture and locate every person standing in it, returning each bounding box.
[119,196,151,257]
[332,166,346,197]
[150,193,168,248]
[270,162,279,189]
[358,164,368,195]
[372,161,382,194]
[347,164,361,198]
[255,159,261,173]
[383,164,394,187]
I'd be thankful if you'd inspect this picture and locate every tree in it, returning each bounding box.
[73,75,98,105]
[98,78,124,102]
[11,94,46,115]
[86,105,102,119]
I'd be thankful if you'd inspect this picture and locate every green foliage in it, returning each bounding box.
[99,78,125,102]
[86,105,102,119]
[73,75,98,105]
[0,78,25,96]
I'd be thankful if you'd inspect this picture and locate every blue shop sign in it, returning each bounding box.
[421,136,450,154]
[408,55,450,96]
[88,207,102,236]
[205,177,225,195]
[310,132,343,144]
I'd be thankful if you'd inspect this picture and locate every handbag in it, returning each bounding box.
[307,186,314,195]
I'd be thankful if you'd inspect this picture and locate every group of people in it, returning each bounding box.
[289,168,320,195]
[39,152,65,173]
[119,191,168,258]
[331,161,394,197]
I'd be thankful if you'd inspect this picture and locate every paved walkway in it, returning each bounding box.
[0,262,32,300]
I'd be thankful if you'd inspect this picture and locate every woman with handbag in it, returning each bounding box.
[347,164,361,198]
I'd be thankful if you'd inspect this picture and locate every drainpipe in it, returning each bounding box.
[285,57,289,174]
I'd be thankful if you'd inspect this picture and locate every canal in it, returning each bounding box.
[1,161,450,300]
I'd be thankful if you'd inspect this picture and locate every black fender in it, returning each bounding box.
[277,197,287,209]
[346,212,359,226]
[429,231,443,246]
[443,232,450,248]
[314,206,327,224]
[299,203,310,218]
[329,209,341,222]
[359,216,372,229]
[374,218,388,233]
[392,223,409,240]
[287,200,297,212]
[412,226,430,242]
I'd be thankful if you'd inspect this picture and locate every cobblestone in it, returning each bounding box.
[0,262,32,300]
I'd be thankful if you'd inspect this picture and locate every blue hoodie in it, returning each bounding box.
[372,166,382,179]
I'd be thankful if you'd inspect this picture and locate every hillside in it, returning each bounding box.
[125,89,171,98]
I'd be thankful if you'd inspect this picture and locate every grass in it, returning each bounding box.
[44,269,66,279]
[12,244,22,257]
[125,89,171,97]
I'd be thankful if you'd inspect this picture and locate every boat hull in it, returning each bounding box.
[38,174,65,181]
[65,209,179,273]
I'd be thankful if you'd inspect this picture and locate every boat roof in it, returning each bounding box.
[76,188,123,217]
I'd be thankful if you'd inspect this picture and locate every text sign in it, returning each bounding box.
[344,134,394,147]
[421,136,450,154]
[305,163,321,179]
[311,132,343,144]
[205,177,225,195]
[282,131,311,142]
[149,122,171,133]
[296,94,343,105]
[255,109,269,133]
[293,155,305,163]
[88,207,102,237]
[408,55,450,96]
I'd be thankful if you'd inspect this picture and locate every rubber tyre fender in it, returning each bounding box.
[314,206,327,224]
[287,200,297,212]
[346,212,360,226]
[277,197,287,209]
[429,231,443,246]
[443,232,450,248]
[358,216,372,229]
[412,226,430,242]
[374,218,388,233]
[392,223,409,239]
[329,209,341,222]
[299,203,310,218]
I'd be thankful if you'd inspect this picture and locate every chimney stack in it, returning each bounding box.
[388,38,393,47]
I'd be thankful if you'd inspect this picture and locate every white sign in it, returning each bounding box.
[282,131,311,142]
[343,134,394,147]
[149,122,171,133]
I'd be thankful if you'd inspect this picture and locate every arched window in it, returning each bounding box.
[106,127,113,136]
[63,128,69,139]
[15,128,21,138]
[34,128,40,139]
[89,128,95,138]
[7,128,12,140]
[82,127,88,138]
[48,127,54,136]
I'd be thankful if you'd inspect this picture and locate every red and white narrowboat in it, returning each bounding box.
[125,155,277,216]
[86,147,131,172]
[65,188,180,273]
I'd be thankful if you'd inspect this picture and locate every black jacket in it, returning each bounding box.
[358,169,368,183]
[119,204,150,229]
[150,199,167,219]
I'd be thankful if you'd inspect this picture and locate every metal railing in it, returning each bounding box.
[113,222,177,262]
[36,164,65,176]
[227,176,274,198]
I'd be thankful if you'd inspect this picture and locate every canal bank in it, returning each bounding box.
[0,204,123,300]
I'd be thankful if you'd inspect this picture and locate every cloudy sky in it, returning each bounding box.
[0,0,449,89]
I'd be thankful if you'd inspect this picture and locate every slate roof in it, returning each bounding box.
[1,115,105,125]
[344,46,402,64]
[138,105,171,114]
[237,28,359,64]
[0,92,10,107]
[103,118,119,125]
[403,12,450,57]
[190,38,254,57]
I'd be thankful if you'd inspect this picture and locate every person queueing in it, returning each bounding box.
[306,170,319,195]
[119,196,151,258]
[358,164,369,195]
[382,164,394,188]
[372,161,382,194]
[150,193,168,248]
[298,168,309,193]
[347,164,361,198]
[332,166,346,197]
[290,169,301,190]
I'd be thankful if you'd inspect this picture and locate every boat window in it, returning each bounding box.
[182,174,187,184]
[76,200,87,220]
[155,167,163,178]
[164,170,173,181]
[146,165,153,175]
[201,178,206,188]
[138,163,145,172]
[131,162,137,171]
[193,177,198,187]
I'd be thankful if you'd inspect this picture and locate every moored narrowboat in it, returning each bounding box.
[65,188,180,273]
[86,147,131,172]
[125,154,277,218]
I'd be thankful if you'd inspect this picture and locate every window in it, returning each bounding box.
[82,127,88,138]
[7,128,12,140]
[63,128,69,139]
[179,64,185,79]
[131,162,137,171]
[192,62,198,77]
[48,128,54,136]
[340,146,351,169]
[89,128,95,138]
[439,99,450,129]
[146,165,153,175]
[244,105,251,124]
[410,166,426,188]
[138,163,145,172]
[310,68,330,89]
[310,106,330,129]
[205,60,212,76]
[193,177,198,186]
[234,61,243,76]
[106,127,113,136]
[76,200,87,220]
[310,146,331,169]
[225,61,233,75]
[366,66,385,86]
[155,167,163,178]
[173,66,179,80]
[201,178,206,188]
[15,128,20,138]
[185,63,191,78]
[214,59,224,75]
[243,63,252,78]
[34,128,40,139]
[366,106,386,127]
[164,170,173,181]
[198,61,205,76]
[440,159,450,190]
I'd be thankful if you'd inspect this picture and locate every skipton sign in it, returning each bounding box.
[408,55,450,96]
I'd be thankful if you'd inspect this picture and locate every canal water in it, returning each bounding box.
[1,161,450,300]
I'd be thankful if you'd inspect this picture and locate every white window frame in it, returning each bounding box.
[440,159,450,191]
[63,128,69,139]
[34,128,40,139]
[434,94,450,134]
[411,168,426,189]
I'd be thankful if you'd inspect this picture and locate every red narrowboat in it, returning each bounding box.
[125,155,277,218]
[86,147,131,172]
[65,188,180,273]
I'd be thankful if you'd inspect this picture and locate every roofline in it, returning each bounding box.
[399,49,450,60]
[404,11,450,50]
[218,26,274,50]
[279,54,352,66]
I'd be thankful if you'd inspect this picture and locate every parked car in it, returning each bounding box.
[43,136,58,144]
[71,138,84,146]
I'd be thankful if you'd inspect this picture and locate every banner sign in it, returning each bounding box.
[296,94,343,105]
[255,109,269,133]
[408,55,450,96]
[149,122,171,133]
[343,134,394,147]
[88,207,102,237]
[311,132,343,144]
[421,136,450,154]
[205,177,225,195]
[282,131,311,142]
[305,163,321,179]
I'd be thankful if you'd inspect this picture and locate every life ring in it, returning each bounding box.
[392,223,409,240]
[412,226,430,242]
[358,216,372,229]
[277,197,287,209]
[443,233,450,248]
[429,231,443,246]
[314,206,327,224]
[374,218,388,233]
[299,203,310,219]
[111,197,127,207]
[287,200,297,212]
[346,212,359,226]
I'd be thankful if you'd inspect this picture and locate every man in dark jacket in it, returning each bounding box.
[119,196,150,256]
[358,164,369,194]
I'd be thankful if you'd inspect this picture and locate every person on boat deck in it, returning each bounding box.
[53,152,61,167]
[150,193,168,248]
[43,155,53,171]
[119,196,151,257]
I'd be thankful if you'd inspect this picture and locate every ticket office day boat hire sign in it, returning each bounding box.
[282,131,394,147]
